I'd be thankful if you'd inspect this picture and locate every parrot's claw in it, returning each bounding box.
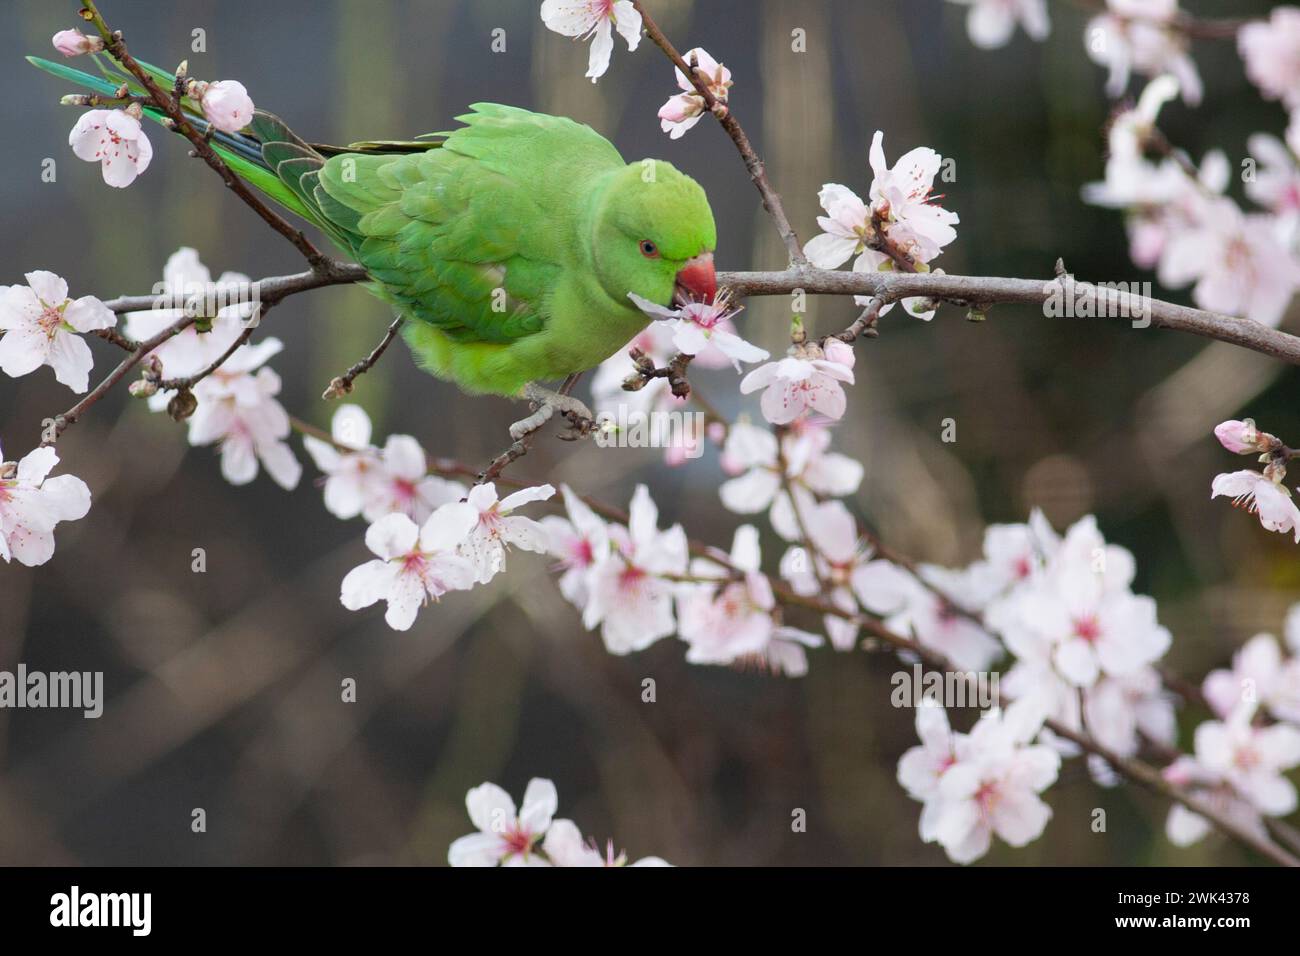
[510,384,596,441]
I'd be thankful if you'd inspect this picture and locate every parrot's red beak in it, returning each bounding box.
[674,252,716,305]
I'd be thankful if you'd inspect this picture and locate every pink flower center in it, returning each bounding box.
[571,537,594,567]
[618,564,647,592]
[1233,745,1261,772]
[392,477,415,501]
[684,304,724,330]
[502,825,534,857]
[38,305,63,340]
[974,781,1000,816]
[1072,614,1102,643]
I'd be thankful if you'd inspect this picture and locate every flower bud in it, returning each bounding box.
[1214,419,1263,454]
[822,337,856,369]
[167,388,198,422]
[199,80,254,134]
[52,29,103,57]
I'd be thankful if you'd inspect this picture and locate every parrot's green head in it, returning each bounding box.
[588,160,717,312]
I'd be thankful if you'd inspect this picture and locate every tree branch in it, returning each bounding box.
[719,267,1300,366]
[79,0,334,271]
[631,0,807,267]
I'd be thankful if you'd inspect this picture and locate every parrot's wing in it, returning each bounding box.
[312,104,623,345]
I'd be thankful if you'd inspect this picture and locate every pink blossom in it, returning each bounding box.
[582,485,687,654]
[987,516,1169,688]
[340,504,479,631]
[627,292,768,369]
[302,404,465,523]
[69,108,153,187]
[1085,0,1202,105]
[460,482,556,584]
[0,270,116,393]
[947,0,1049,50]
[1195,704,1300,817]
[186,355,301,491]
[904,700,1060,864]
[540,0,642,82]
[1157,198,1300,328]
[1203,633,1300,725]
[740,351,855,425]
[1213,419,1264,455]
[854,560,1003,672]
[779,498,871,651]
[1239,7,1300,110]
[718,420,863,535]
[0,442,91,567]
[676,525,820,673]
[200,80,254,134]
[448,778,558,866]
[658,47,731,139]
[539,484,610,608]
[541,819,670,867]
[1211,470,1300,542]
[52,29,103,57]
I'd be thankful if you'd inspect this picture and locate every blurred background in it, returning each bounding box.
[1,0,1295,866]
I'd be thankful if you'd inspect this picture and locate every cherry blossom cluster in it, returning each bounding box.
[124,249,301,489]
[1165,603,1300,847]
[0,270,112,564]
[802,132,959,321]
[890,510,1300,863]
[1083,75,1300,328]
[448,777,668,866]
[953,3,1300,548]
[898,699,1060,863]
[53,26,254,187]
[1211,418,1300,542]
[7,0,1300,867]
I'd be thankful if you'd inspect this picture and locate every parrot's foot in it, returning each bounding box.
[509,383,596,441]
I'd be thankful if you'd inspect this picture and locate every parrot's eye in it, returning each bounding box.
[639,239,660,258]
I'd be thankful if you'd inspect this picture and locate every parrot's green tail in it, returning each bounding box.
[26,53,439,255]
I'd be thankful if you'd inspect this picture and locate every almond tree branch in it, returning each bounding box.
[78,1,342,274]
[41,311,196,445]
[322,315,405,399]
[772,585,1300,868]
[718,267,1300,366]
[281,411,1300,866]
[631,0,808,267]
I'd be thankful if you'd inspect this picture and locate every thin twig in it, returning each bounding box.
[279,412,1300,866]
[476,372,583,486]
[622,349,693,399]
[40,312,196,445]
[323,315,405,399]
[772,585,1300,867]
[80,0,332,271]
[631,0,807,267]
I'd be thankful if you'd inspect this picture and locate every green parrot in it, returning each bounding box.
[30,56,718,433]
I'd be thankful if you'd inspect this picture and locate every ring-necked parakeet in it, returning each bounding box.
[30,57,718,421]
